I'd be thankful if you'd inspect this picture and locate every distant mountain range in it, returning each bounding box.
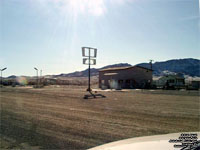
[7,58,200,79]
[137,58,200,77]
[54,63,132,78]
[53,58,199,78]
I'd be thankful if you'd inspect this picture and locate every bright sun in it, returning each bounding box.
[53,0,106,16]
[37,0,133,17]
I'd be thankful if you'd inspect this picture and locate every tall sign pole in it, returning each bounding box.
[82,47,105,99]
[88,48,91,91]
[82,47,97,92]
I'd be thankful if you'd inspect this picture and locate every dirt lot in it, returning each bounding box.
[0,86,199,149]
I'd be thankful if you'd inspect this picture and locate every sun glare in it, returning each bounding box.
[36,0,135,17]
[51,0,106,16]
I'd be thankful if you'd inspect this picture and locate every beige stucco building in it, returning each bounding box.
[99,66,153,89]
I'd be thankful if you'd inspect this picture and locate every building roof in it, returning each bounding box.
[99,65,153,72]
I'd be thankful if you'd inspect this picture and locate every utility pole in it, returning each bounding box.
[0,67,7,87]
[149,59,154,70]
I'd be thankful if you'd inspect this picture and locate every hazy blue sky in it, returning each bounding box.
[0,0,199,76]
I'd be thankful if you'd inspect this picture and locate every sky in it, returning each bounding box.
[0,0,199,77]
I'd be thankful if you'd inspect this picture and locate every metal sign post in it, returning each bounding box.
[88,48,91,91]
[82,47,105,99]
[82,47,97,92]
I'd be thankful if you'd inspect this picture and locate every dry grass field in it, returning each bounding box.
[0,86,199,149]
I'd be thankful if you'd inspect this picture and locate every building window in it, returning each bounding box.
[168,79,175,83]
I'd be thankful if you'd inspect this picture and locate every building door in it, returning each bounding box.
[118,80,123,89]
[125,80,131,88]
[130,79,138,89]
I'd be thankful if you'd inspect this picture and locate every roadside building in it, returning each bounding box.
[191,81,200,89]
[155,74,185,89]
[99,66,153,89]
[185,79,200,90]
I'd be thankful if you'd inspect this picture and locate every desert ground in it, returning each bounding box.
[0,86,199,149]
